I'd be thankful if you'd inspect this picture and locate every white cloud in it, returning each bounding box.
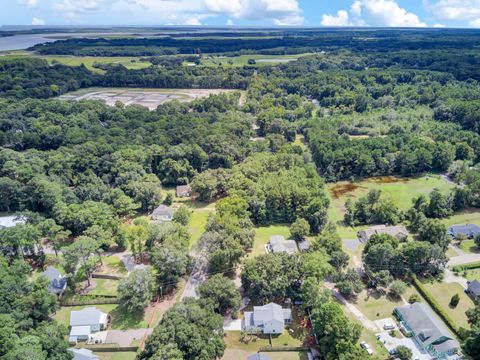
[425,0,480,26]
[226,18,234,25]
[322,0,426,27]
[204,0,304,25]
[433,23,446,27]
[31,17,45,25]
[470,18,480,27]
[17,0,38,7]
[321,10,351,26]
[53,0,105,14]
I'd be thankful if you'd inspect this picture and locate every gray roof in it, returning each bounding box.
[297,239,310,251]
[396,302,459,353]
[448,224,480,237]
[42,266,67,294]
[69,348,99,360]
[247,354,272,360]
[468,280,480,296]
[70,307,107,327]
[151,205,173,219]
[269,236,298,254]
[253,303,291,323]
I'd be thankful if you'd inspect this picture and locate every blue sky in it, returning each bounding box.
[2,0,480,28]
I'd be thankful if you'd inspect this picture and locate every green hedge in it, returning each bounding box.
[451,261,480,272]
[412,276,460,338]
[62,295,120,306]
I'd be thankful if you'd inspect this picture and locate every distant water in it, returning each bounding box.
[0,34,59,51]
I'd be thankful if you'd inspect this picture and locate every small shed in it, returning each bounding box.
[176,185,192,197]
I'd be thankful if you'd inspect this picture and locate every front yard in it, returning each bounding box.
[459,240,480,254]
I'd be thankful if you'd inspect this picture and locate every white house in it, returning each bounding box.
[242,303,292,334]
[267,236,298,255]
[69,307,108,343]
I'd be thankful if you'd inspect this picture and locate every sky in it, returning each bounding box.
[2,0,480,28]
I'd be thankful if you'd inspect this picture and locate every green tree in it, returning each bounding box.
[198,274,241,315]
[118,269,156,313]
[289,218,310,241]
[151,245,191,286]
[172,206,192,226]
[389,280,407,299]
[396,345,412,360]
[449,293,460,308]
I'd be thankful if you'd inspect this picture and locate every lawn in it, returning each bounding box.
[200,53,315,67]
[418,279,476,328]
[89,278,119,296]
[95,352,138,360]
[341,304,390,359]
[187,205,214,249]
[354,286,420,320]
[464,268,480,281]
[251,224,291,257]
[96,255,128,276]
[459,239,480,254]
[328,174,454,240]
[440,208,480,228]
[34,55,151,73]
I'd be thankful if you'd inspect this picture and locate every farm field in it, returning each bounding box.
[58,87,234,110]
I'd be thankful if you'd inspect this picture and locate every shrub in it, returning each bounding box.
[389,280,407,298]
[450,293,460,308]
[452,261,480,272]
[408,294,421,304]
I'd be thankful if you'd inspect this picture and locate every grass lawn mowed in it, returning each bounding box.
[95,352,138,360]
[458,239,480,254]
[95,255,128,276]
[464,268,480,281]
[418,279,476,328]
[200,53,315,67]
[251,224,290,257]
[328,175,454,239]
[37,55,151,73]
[89,278,119,296]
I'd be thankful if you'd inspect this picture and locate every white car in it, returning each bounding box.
[383,323,395,330]
[360,341,374,355]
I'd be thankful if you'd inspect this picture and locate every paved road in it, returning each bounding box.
[181,245,208,299]
[324,282,379,332]
[448,253,480,266]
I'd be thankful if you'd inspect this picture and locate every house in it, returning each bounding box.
[242,302,292,334]
[267,235,298,254]
[69,307,108,343]
[151,204,173,222]
[448,224,480,239]
[394,302,459,359]
[68,348,99,360]
[467,280,480,303]
[176,185,191,197]
[42,266,67,296]
[297,239,311,252]
[247,354,272,360]
[358,225,409,243]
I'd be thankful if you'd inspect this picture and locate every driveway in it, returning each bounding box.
[223,318,242,331]
[376,331,431,360]
[181,246,208,299]
[448,253,480,266]
[105,329,153,347]
[444,269,468,288]
[325,281,379,332]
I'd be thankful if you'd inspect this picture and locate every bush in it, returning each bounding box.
[450,293,460,308]
[396,345,412,360]
[452,261,480,272]
[408,294,421,304]
[389,280,407,298]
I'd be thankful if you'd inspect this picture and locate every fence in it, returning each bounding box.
[84,345,138,352]
[259,346,309,352]
[92,273,124,280]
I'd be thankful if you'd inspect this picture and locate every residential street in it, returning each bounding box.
[448,253,480,266]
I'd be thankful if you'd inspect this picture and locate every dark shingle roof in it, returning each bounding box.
[42,266,67,294]
[247,354,272,360]
[469,280,480,296]
[448,224,480,237]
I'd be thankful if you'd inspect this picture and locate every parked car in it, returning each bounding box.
[360,341,374,355]
[383,322,395,330]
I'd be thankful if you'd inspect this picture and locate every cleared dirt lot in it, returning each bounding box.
[59,88,233,110]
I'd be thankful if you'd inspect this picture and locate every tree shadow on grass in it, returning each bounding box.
[110,305,145,330]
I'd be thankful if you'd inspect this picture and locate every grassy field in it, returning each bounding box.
[465,268,480,281]
[89,278,119,296]
[327,174,454,240]
[251,224,291,257]
[441,208,480,228]
[341,304,390,359]
[459,239,480,254]
[35,55,151,73]
[418,279,476,328]
[200,53,315,67]
[354,286,420,320]
[95,352,137,360]
[95,255,128,276]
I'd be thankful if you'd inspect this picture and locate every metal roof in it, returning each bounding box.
[70,307,107,327]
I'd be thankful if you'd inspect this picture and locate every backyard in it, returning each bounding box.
[418,279,476,328]
[251,224,291,257]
